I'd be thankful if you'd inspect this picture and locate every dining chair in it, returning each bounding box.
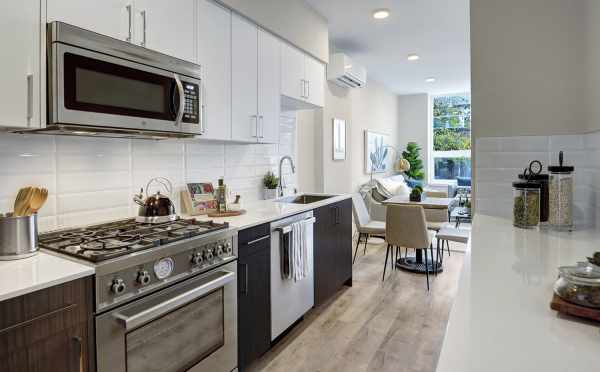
[384,204,436,290]
[436,227,469,266]
[351,193,386,264]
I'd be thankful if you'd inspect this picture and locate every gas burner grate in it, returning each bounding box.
[39,218,229,262]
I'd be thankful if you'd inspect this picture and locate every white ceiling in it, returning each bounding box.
[304,0,471,95]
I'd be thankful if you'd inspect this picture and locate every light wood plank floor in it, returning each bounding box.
[248,238,465,372]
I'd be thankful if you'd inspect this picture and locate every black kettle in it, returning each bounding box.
[133,178,177,223]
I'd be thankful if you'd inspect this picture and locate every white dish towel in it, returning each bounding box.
[291,220,308,282]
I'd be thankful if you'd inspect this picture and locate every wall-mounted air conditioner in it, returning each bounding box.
[327,53,367,88]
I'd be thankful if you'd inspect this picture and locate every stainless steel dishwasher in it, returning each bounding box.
[270,211,316,340]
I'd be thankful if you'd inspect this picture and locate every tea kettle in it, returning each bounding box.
[133,177,177,223]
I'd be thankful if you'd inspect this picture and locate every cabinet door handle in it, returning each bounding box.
[70,336,83,372]
[258,115,264,139]
[240,263,249,294]
[26,74,33,122]
[126,4,133,42]
[250,115,258,137]
[246,235,270,246]
[140,10,147,47]
[306,80,310,99]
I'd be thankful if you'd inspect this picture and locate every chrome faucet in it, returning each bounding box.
[278,155,296,197]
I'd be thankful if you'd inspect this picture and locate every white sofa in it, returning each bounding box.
[361,175,453,223]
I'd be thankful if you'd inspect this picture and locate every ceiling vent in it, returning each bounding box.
[327,53,367,88]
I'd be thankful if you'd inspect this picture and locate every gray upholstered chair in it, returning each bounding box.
[384,204,436,290]
[351,193,385,264]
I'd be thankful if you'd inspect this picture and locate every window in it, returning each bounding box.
[430,94,471,183]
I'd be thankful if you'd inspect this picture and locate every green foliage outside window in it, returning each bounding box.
[433,95,471,152]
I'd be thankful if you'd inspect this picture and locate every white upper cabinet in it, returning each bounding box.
[281,43,305,102]
[134,0,196,61]
[231,14,258,142]
[258,29,281,144]
[305,55,325,108]
[281,42,325,108]
[47,0,130,41]
[0,0,42,128]
[197,0,231,140]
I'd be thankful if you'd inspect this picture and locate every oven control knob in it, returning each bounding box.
[111,279,126,295]
[204,249,213,261]
[191,252,204,265]
[224,242,232,254]
[136,270,151,286]
[216,244,224,257]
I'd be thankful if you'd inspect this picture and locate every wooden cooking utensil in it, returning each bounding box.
[28,188,48,214]
[13,187,32,217]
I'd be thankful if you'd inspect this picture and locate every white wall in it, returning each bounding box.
[219,0,329,62]
[0,116,297,232]
[584,0,600,133]
[397,94,430,181]
[470,0,585,140]
[311,79,401,194]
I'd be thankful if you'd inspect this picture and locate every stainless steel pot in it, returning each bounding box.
[0,214,38,260]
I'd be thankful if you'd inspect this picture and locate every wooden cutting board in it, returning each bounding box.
[550,294,600,322]
[207,210,246,218]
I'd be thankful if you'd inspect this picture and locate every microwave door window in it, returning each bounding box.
[75,68,165,113]
[63,53,176,121]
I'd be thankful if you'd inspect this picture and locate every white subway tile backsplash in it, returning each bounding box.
[549,135,584,151]
[0,114,297,232]
[476,132,600,228]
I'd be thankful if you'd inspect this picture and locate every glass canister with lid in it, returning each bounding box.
[548,151,574,231]
[518,161,549,224]
[554,262,600,309]
[512,180,541,228]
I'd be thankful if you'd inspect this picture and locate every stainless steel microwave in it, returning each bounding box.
[42,22,204,139]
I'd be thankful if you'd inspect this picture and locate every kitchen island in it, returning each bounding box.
[436,215,600,372]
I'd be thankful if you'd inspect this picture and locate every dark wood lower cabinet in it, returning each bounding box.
[314,198,353,306]
[238,223,271,372]
[0,276,94,372]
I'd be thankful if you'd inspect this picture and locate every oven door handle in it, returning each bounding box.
[112,270,235,331]
[173,73,185,126]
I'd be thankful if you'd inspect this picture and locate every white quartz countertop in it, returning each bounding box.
[193,193,352,230]
[436,215,600,372]
[0,252,94,302]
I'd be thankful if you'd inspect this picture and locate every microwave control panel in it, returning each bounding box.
[181,81,200,124]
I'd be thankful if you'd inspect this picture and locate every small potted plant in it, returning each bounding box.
[409,185,423,202]
[263,171,279,200]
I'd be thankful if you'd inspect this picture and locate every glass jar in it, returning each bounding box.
[518,173,549,224]
[548,151,574,231]
[554,263,600,308]
[512,181,541,228]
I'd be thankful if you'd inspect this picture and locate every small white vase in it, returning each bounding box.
[263,188,278,200]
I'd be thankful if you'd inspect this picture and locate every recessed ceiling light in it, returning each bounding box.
[372,9,390,19]
[425,77,436,83]
[407,53,420,61]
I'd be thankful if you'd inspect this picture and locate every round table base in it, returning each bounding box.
[396,257,443,274]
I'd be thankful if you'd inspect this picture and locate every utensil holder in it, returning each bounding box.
[0,214,39,260]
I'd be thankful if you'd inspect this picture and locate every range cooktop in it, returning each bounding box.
[39,218,229,262]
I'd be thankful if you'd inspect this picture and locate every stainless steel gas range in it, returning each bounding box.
[39,218,238,372]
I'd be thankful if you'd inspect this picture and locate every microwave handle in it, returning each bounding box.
[113,270,235,331]
[199,80,205,134]
[173,73,185,126]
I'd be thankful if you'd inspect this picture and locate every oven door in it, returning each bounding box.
[50,43,203,135]
[96,261,237,372]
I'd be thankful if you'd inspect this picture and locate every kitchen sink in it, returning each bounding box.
[276,194,336,204]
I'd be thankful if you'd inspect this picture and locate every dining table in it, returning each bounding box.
[382,195,453,274]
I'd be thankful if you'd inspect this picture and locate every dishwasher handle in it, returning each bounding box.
[275,217,316,234]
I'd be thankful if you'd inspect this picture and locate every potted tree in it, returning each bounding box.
[410,185,423,202]
[263,171,279,200]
